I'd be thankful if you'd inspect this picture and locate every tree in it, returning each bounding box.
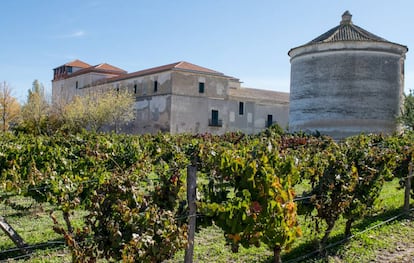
[398,90,414,130]
[21,80,49,135]
[0,81,21,132]
[107,90,136,133]
[61,88,135,133]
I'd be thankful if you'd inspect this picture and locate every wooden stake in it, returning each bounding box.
[184,165,197,263]
[404,162,412,214]
[0,216,30,254]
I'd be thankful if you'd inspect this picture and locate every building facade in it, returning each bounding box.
[52,60,289,134]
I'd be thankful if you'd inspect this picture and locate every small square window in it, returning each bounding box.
[199,82,205,93]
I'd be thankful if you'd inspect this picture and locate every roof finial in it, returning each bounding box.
[341,10,352,25]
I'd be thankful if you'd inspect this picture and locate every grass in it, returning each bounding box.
[332,219,414,262]
[0,196,81,262]
[0,179,413,262]
[280,179,408,262]
[165,225,273,263]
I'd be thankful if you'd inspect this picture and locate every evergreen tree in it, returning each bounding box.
[21,80,49,134]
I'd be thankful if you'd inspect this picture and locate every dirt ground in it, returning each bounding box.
[374,242,414,263]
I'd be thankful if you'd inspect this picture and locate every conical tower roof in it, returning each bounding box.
[289,11,407,57]
[308,11,388,44]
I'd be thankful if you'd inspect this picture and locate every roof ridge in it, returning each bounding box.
[351,24,387,41]
[324,26,343,42]
[173,61,225,75]
[329,24,371,42]
[63,59,91,68]
[174,61,186,68]
[88,61,237,85]
[91,62,127,73]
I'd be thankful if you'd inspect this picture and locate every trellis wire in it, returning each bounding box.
[0,172,411,262]
[284,207,414,263]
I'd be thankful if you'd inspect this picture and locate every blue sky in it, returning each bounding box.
[1,0,413,102]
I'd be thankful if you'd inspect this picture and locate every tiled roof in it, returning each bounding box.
[94,63,127,73]
[64,59,91,68]
[120,62,183,79]
[174,61,223,75]
[125,61,225,79]
[106,61,235,83]
[67,63,127,78]
[55,60,237,84]
[308,11,388,44]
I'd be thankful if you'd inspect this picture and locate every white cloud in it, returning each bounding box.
[70,30,86,37]
[56,30,86,39]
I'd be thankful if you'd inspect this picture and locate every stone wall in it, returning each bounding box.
[289,42,406,138]
[52,62,290,135]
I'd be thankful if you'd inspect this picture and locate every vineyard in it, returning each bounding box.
[0,126,413,262]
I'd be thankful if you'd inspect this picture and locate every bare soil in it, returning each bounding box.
[373,242,414,263]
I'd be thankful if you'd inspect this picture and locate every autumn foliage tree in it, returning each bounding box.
[58,89,135,133]
[17,83,135,134]
[0,81,21,132]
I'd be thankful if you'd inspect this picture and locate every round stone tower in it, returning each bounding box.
[288,11,408,139]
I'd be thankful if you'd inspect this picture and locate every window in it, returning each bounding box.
[134,84,137,94]
[75,81,78,89]
[239,102,244,115]
[267,114,273,128]
[154,80,158,92]
[199,82,205,93]
[209,110,222,127]
[211,110,219,126]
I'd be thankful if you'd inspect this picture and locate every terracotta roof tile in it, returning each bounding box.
[122,62,183,79]
[62,63,127,79]
[94,63,127,73]
[174,61,223,75]
[106,61,234,83]
[55,60,237,85]
[64,59,91,68]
